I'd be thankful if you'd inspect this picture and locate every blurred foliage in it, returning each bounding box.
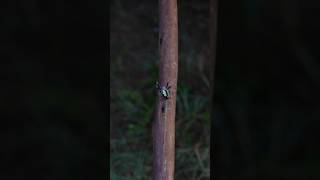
[110,0,210,179]
[111,0,320,179]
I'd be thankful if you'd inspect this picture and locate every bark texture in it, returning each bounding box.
[153,0,178,179]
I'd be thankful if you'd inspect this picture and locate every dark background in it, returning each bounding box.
[110,0,320,179]
[1,0,107,179]
[3,0,319,179]
[110,0,210,179]
[213,0,320,179]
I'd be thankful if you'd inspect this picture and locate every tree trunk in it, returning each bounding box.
[209,0,218,177]
[153,0,178,179]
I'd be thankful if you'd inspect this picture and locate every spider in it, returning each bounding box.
[156,82,171,99]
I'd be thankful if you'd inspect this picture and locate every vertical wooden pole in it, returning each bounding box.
[209,0,218,92]
[209,0,218,178]
[153,0,178,179]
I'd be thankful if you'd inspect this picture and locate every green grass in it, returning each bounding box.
[110,0,210,179]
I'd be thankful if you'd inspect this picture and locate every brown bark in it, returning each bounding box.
[153,0,178,179]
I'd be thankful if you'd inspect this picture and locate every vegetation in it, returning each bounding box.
[110,0,210,179]
[111,0,320,179]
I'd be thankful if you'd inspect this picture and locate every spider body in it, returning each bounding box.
[156,82,171,99]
